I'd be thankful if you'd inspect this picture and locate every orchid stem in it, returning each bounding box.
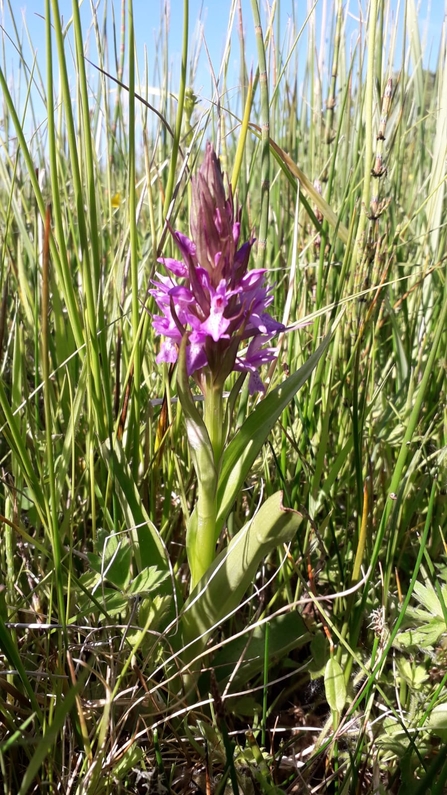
[192,479,218,591]
[189,377,223,590]
[204,376,225,465]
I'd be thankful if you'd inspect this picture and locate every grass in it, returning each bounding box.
[0,0,446,792]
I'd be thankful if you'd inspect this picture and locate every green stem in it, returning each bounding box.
[354,0,378,261]
[128,0,141,477]
[250,0,270,268]
[177,345,219,591]
[189,377,224,590]
[203,375,225,465]
[163,0,188,218]
[192,474,218,591]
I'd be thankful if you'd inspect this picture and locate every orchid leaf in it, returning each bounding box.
[324,657,346,713]
[180,491,303,668]
[177,335,219,587]
[216,313,343,536]
[176,334,216,488]
[202,611,310,692]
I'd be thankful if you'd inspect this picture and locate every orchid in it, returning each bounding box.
[151,142,284,397]
[150,144,289,593]
[149,144,337,687]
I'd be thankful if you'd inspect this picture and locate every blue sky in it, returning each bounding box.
[2,1,445,137]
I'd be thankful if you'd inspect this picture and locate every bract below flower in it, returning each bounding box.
[151,143,284,394]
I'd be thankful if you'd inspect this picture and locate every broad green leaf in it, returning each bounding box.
[396,620,446,649]
[110,744,144,780]
[413,581,444,617]
[203,612,310,691]
[76,588,129,619]
[180,491,303,667]
[376,719,414,755]
[404,606,434,621]
[396,658,428,689]
[308,633,330,678]
[126,566,170,596]
[67,571,118,625]
[88,529,132,591]
[426,703,447,740]
[324,658,346,713]
[216,314,343,537]
[126,595,174,647]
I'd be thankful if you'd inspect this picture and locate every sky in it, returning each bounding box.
[1,1,446,141]
[7,1,446,70]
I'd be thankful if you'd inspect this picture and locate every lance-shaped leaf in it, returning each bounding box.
[176,334,216,488]
[215,311,344,539]
[177,334,218,587]
[180,491,303,673]
[203,611,311,693]
[324,657,346,713]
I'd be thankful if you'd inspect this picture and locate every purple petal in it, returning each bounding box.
[186,339,208,374]
[240,269,267,289]
[150,273,175,292]
[156,340,179,365]
[233,240,255,276]
[196,267,212,290]
[157,257,188,278]
[152,316,182,340]
[201,308,230,341]
[248,312,285,334]
[169,286,195,304]
[174,232,196,259]
[247,369,265,395]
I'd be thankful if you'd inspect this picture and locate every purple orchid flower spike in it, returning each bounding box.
[151,142,284,394]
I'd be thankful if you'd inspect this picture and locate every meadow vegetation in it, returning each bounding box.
[0,0,446,792]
